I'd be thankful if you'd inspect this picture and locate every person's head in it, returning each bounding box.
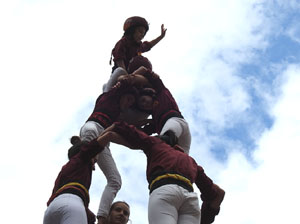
[123,16,149,42]
[68,136,83,159]
[132,26,146,42]
[68,136,98,170]
[107,201,130,224]
[137,88,157,113]
[127,55,152,74]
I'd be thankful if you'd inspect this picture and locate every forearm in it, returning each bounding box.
[118,72,151,89]
[149,24,167,48]
[195,166,215,201]
[100,131,133,148]
[111,122,152,149]
[149,35,164,48]
[104,68,128,92]
[130,74,151,88]
[96,123,135,148]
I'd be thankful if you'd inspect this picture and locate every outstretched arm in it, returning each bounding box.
[133,67,163,91]
[195,166,225,224]
[96,125,134,149]
[149,24,167,48]
[100,122,155,150]
[104,67,128,92]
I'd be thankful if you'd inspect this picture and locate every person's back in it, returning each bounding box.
[102,121,225,224]
[44,136,104,224]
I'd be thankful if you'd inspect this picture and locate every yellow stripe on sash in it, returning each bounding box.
[56,182,89,196]
[150,173,193,190]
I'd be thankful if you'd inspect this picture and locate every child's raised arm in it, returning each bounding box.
[149,24,167,48]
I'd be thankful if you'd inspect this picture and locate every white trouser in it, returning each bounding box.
[160,117,191,154]
[103,67,127,92]
[43,193,87,224]
[148,184,201,224]
[80,121,122,218]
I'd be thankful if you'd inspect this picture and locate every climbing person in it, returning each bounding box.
[98,121,225,224]
[103,55,153,126]
[79,77,142,224]
[103,55,152,93]
[110,16,166,72]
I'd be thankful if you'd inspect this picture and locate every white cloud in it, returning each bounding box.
[216,64,300,224]
[1,0,299,224]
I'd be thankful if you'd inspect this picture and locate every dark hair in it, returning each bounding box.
[67,136,83,159]
[124,26,137,38]
[107,201,130,224]
[109,201,130,215]
[123,16,149,33]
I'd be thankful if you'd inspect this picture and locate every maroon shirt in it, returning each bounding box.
[112,36,152,70]
[112,121,214,198]
[87,79,136,128]
[47,139,103,205]
[143,71,183,133]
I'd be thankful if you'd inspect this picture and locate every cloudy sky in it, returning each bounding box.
[1,0,300,223]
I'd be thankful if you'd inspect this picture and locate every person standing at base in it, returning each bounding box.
[106,201,130,224]
[43,133,113,224]
[99,121,225,224]
[79,77,141,224]
[110,16,166,73]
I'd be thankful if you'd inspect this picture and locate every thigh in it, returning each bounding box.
[43,206,56,224]
[44,194,87,224]
[178,192,200,224]
[103,67,127,92]
[176,118,191,154]
[160,117,191,154]
[62,194,87,224]
[80,121,105,142]
[97,146,121,181]
[160,117,183,137]
[148,185,181,224]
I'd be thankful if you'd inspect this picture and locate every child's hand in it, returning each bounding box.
[160,24,167,38]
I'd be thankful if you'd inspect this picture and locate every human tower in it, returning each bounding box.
[43,16,225,224]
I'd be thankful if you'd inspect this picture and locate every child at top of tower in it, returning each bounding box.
[110,16,167,72]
